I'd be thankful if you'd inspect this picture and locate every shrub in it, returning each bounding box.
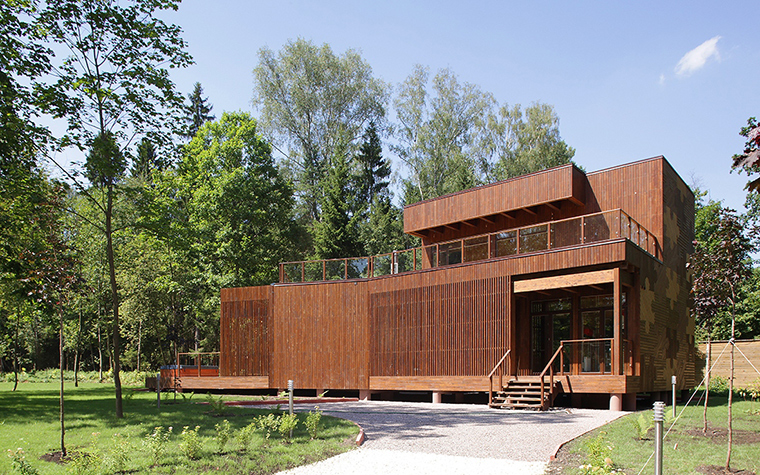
[143,426,172,466]
[67,450,100,475]
[215,419,232,453]
[236,423,257,452]
[7,448,39,475]
[579,433,620,474]
[256,413,279,441]
[278,413,298,442]
[630,413,652,440]
[205,393,227,416]
[709,375,730,394]
[305,406,322,439]
[103,433,131,473]
[179,425,202,460]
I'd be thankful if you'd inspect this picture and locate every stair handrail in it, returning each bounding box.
[488,349,511,407]
[539,344,565,410]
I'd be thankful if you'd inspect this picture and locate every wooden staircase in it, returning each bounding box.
[490,376,559,410]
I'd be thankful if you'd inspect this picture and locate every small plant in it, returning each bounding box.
[143,426,172,466]
[7,448,39,475]
[205,393,227,416]
[67,450,100,475]
[278,390,288,398]
[305,406,322,439]
[739,378,760,414]
[317,390,328,398]
[256,413,280,441]
[579,433,620,474]
[278,413,298,442]
[215,419,232,453]
[103,433,131,473]
[180,425,202,460]
[180,391,195,403]
[236,422,257,452]
[630,413,652,440]
[709,375,730,394]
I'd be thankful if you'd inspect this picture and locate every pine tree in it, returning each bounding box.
[183,82,215,139]
[312,146,363,259]
[354,122,390,205]
[130,138,163,179]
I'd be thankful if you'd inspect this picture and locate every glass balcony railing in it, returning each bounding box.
[279,209,659,283]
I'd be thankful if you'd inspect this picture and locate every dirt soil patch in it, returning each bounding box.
[695,465,756,475]
[685,428,760,445]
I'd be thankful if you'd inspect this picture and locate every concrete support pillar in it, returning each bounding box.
[432,391,442,404]
[359,390,371,401]
[624,392,637,411]
[609,393,623,411]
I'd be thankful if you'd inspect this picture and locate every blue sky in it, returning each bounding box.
[162,0,758,211]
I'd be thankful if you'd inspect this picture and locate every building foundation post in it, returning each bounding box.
[432,391,442,404]
[609,393,623,411]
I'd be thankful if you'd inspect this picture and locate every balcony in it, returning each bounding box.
[279,209,659,284]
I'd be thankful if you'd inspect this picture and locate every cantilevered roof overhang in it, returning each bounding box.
[403,164,586,238]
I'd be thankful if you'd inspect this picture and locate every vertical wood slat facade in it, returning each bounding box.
[218,156,696,396]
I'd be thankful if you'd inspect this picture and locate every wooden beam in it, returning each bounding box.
[545,201,561,213]
[514,269,616,293]
[462,219,477,228]
[443,223,460,231]
[501,211,516,220]
[480,215,496,225]
[522,206,537,216]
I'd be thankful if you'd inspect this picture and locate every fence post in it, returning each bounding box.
[288,380,294,439]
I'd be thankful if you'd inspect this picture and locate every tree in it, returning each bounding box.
[253,38,389,221]
[483,102,576,181]
[130,137,164,180]
[691,205,752,468]
[731,117,760,191]
[183,82,215,140]
[313,145,363,260]
[354,122,390,205]
[394,65,494,203]
[34,0,192,418]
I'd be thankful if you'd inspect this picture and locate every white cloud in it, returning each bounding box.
[675,36,721,76]
[659,73,666,86]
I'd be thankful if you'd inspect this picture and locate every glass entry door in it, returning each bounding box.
[581,295,615,373]
[530,299,571,374]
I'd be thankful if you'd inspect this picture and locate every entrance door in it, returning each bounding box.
[530,299,571,373]
[580,295,615,373]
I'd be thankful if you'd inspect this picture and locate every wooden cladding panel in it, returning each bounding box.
[219,285,270,377]
[370,276,509,377]
[404,164,584,235]
[585,158,664,247]
[270,281,369,390]
[697,341,760,387]
[369,376,490,391]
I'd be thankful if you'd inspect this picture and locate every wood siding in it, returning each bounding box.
[698,340,760,387]
[404,164,585,237]
[218,156,696,397]
[220,286,270,376]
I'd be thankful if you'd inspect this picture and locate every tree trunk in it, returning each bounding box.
[703,334,711,435]
[137,317,142,373]
[13,310,19,392]
[97,317,103,381]
[75,307,83,387]
[59,305,66,457]
[106,187,123,418]
[726,299,736,470]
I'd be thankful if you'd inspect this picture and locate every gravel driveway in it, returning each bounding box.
[276,400,626,475]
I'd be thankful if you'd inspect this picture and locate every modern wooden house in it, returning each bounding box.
[183,156,696,411]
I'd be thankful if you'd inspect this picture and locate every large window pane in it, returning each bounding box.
[520,225,548,253]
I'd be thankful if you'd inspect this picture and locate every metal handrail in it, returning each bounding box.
[176,351,220,378]
[280,209,659,283]
[487,349,511,406]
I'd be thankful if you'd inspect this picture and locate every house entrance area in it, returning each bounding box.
[526,292,629,376]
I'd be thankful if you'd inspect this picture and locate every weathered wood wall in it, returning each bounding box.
[697,340,760,387]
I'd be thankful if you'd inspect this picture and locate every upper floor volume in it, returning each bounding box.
[280,157,682,284]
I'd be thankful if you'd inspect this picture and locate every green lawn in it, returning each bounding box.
[549,394,760,474]
[0,381,358,474]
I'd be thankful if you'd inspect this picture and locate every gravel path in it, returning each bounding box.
[276,401,626,475]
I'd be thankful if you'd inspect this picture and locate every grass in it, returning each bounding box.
[549,393,760,474]
[0,380,358,474]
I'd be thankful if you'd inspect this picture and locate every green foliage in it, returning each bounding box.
[739,378,760,414]
[215,419,232,454]
[183,82,215,140]
[235,423,257,452]
[179,425,202,461]
[142,426,172,466]
[579,433,618,474]
[629,413,652,440]
[6,448,39,475]
[255,413,280,441]
[710,375,730,394]
[278,413,298,442]
[305,407,323,439]
[253,38,389,221]
[66,450,100,475]
[102,433,131,474]
[205,393,227,416]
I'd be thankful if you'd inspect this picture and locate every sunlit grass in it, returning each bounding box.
[0,381,357,474]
